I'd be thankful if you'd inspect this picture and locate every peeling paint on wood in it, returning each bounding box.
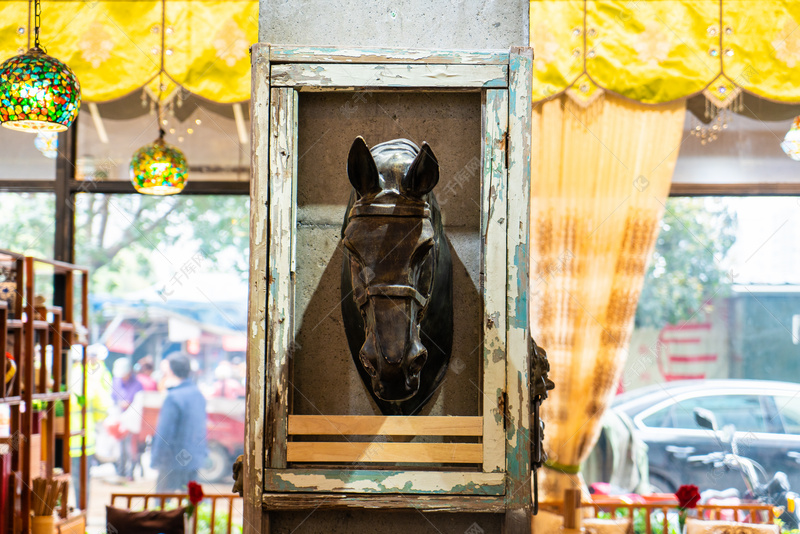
[265,87,298,471]
[245,43,269,534]
[262,493,506,513]
[269,46,510,65]
[247,45,535,524]
[265,469,505,495]
[271,64,508,89]
[504,47,534,534]
[481,88,508,475]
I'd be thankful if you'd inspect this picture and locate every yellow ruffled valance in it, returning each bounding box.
[0,0,257,103]
[530,0,800,106]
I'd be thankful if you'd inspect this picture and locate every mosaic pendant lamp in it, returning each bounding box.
[130,128,188,195]
[0,0,81,132]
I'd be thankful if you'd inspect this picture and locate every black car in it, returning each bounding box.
[613,379,800,494]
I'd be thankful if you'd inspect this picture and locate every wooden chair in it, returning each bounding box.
[686,518,780,534]
[110,492,243,534]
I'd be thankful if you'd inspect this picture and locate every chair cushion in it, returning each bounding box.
[686,518,780,534]
[584,517,633,534]
[106,505,186,534]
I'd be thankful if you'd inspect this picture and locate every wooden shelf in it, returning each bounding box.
[0,252,90,532]
[31,392,70,402]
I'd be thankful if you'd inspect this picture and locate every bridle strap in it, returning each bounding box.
[354,283,429,309]
[350,203,431,219]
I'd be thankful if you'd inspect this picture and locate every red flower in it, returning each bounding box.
[187,481,204,505]
[675,484,700,509]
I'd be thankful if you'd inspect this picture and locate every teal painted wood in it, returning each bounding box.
[504,46,534,533]
[481,88,509,474]
[270,63,508,89]
[269,46,510,65]
[264,469,506,495]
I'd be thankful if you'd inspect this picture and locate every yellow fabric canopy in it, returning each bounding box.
[530,0,800,105]
[0,0,257,103]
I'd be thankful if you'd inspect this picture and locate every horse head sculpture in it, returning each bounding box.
[341,137,453,415]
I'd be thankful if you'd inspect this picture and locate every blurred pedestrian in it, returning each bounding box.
[69,345,110,508]
[111,358,142,480]
[209,361,246,399]
[134,356,158,391]
[151,354,207,491]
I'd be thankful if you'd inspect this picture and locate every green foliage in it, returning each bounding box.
[72,193,249,296]
[0,193,55,257]
[597,508,680,534]
[635,198,737,328]
[195,502,243,534]
[0,192,248,298]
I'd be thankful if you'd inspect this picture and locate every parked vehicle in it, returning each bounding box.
[690,407,799,529]
[140,392,245,482]
[612,380,800,494]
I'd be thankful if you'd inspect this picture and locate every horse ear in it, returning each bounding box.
[403,142,439,197]
[348,137,380,197]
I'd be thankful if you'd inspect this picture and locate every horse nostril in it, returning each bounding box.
[408,351,427,374]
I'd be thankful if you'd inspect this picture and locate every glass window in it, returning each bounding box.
[774,395,800,434]
[0,128,57,180]
[625,195,800,390]
[641,395,768,433]
[0,193,55,256]
[73,193,249,496]
[76,94,249,183]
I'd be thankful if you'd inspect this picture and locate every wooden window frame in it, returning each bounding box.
[246,44,533,518]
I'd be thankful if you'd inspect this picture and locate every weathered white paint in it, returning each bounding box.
[266,86,298,469]
[481,88,509,474]
[249,47,534,513]
[244,42,270,534]
[271,63,508,89]
[269,46,510,65]
[266,470,505,494]
[504,47,534,528]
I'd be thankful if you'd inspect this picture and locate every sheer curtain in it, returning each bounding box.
[530,94,686,502]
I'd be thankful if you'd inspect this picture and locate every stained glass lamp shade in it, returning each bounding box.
[781,117,800,161]
[0,48,80,132]
[130,135,188,195]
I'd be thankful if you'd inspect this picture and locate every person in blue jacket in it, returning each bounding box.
[151,353,208,491]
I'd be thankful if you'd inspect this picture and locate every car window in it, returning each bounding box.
[641,394,768,432]
[773,395,800,434]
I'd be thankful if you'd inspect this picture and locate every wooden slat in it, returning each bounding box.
[481,88,509,473]
[262,493,506,513]
[287,415,482,436]
[271,63,508,89]
[504,46,534,534]
[265,468,505,494]
[670,181,800,196]
[287,442,482,464]
[269,46,510,65]
[245,41,270,534]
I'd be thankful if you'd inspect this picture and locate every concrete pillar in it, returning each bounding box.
[258,2,529,532]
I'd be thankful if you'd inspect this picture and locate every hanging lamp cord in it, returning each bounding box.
[33,0,45,52]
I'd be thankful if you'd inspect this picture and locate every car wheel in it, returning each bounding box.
[649,474,676,494]
[199,444,230,482]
